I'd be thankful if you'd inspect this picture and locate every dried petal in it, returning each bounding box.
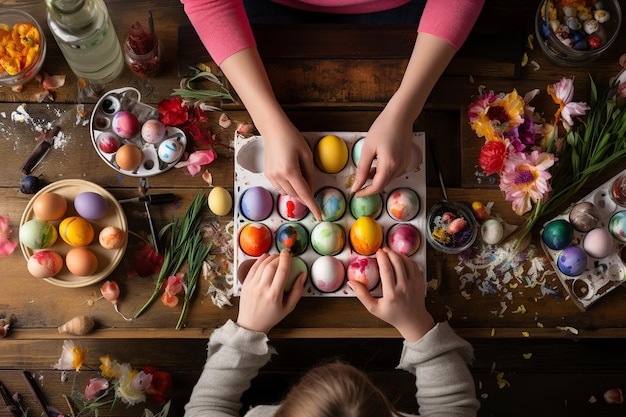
[100,280,120,304]
[85,377,109,399]
[604,388,624,405]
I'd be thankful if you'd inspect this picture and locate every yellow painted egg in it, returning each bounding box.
[208,186,233,216]
[349,217,383,256]
[65,247,99,276]
[59,216,95,247]
[314,135,348,174]
[32,192,68,221]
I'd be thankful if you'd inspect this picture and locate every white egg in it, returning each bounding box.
[480,218,504,245]
[583,227,613,258]
[158,139,184,163]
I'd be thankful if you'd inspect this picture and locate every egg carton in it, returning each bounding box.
[90,87,187,177]
[540,170,626,311]
[233,131,426,297]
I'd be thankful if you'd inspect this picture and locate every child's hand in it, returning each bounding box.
[349,248,435,342]
[237,250,306,334]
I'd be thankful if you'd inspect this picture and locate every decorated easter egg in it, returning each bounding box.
[19,219,57,249]
[347,256,379,290]
[569,201,599,232]
[277,194,309,220]
[387,188,420,221]
[275,222,309,255]
[239,222,272,256]
[112,111,139,138]
[349,216,383,256]
[609,211,626,242]
[99,226,126,249]
[158,139,184,163]
[583,227,613,258]
[557,245,587,277]
[59,216,95,247]
[65,247,99,276]
[315,187,346,221]
[350,193,383,219]
[542,219,574,250]
[141,119,167,144]
[97,132,120,154]
[387,223,420,256]
[32,192,67,221]
[27,250,64,278]
[311,221,345,256]
[314,135,348,173]
[240,186,273,221]
[74,191,109,220]
[285,257,308,292]
[480,218,504,245]
[208,186,233,216]
[310,256,345,293]
[115,144,143,170]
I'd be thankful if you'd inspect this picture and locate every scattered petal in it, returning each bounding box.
[521,331,530,337]
[218,113,231,128]
[512,305,527,314]
[589,396,597,403]
[202,171,213,186]
[175,149,217,176]
[522,353,532,359]
[42,73,66,90]
[490,328,496,337]
[603,388,624,405]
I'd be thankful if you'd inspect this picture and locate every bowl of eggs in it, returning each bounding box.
[19,179,128,288]
[535,0,622,67]
[0,9,47,87]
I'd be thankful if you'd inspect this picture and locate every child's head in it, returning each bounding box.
[274,361,395,417]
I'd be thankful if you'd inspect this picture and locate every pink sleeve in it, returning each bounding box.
[180,0,257,65]
[417,0,485,50]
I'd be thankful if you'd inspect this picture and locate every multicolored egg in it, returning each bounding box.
[310,256,345,293]
[568,201,599,232]
[74,191,109,220]
[347,256,379,290]
[387,188,420,221]
[277,194,309,220]
[240,186,273,221]
[112,111,139,138]
[99,226,126,249]
[386,223,420,256]
[542,219,574,250]
[350,194,383,219]
[27,250,64,278]
[315,187,346,221]
[311,221,345,256]
[609,211,626,242]
[19,219,57,249]
[349,216,383,256]
[557,245,587,277]
[314,135,348,173]
[275,223,309,255]
[239,222,272,256]
[97,132,120,154]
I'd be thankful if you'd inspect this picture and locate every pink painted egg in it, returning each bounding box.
[387,223,421,256]
[112,111,140,138]
[347,256,379,290]
[310,256,345,293]
[27,250,64,278]
[141,119,167,144]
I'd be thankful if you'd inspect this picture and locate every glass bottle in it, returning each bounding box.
[45,0,124,84]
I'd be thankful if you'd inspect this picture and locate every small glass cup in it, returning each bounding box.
[123,32,162,77]
[609,174,626,206]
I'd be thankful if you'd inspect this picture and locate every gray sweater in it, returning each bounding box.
[184,320,480,417]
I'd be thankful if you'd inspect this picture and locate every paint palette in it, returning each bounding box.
[89,87,187,177]
[234,132,426,297]
[540,170,626,310]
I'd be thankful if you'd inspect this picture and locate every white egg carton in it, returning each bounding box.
[90,87,187,177]
[233,131,426,297]
[540,169,626,311]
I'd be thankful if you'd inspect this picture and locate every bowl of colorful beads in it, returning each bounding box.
[535,0,622,67]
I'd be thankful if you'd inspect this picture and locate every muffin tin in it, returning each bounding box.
[540,170,626,310]
[234,132,426,297]
[89,87,187,177]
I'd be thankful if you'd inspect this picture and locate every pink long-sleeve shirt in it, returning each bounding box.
[181,0,484,65]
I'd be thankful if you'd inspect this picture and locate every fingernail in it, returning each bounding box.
[347,281,355,291]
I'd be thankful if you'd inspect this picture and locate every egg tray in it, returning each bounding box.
[89,87,187,177]
[540,170,626,311]
[233,132,427,297]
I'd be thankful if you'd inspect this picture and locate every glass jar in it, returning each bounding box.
[123,21,161,77]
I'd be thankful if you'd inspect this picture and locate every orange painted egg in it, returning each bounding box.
[239,222,272,257]
[99,226,126,249]
[32,192,68,221]
[349,217,383,256]
[65,247,99,276]
[59,216,94,247]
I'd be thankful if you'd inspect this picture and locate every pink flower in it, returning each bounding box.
[85,378,109,399]
[0,215,17,256]
[499,150,555,215]
[547,77,590,126]
[175,149,217,176]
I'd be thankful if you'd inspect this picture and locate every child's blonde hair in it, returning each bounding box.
[274,361,396,417]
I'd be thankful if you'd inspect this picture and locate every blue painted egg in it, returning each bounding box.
[315,187,346,221]
[542,219,574,250]
[557,245,587,277]
[275,222,309,255]
[609,211,626,242]
[240,186,273,221]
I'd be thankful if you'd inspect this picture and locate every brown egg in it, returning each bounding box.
[65,247,99,276]
[115,144,143,170]
[32,192,68,221]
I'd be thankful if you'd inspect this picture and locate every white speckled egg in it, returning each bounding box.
[481,218,504,245]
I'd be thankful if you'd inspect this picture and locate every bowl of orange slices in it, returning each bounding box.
[0,9,46,87]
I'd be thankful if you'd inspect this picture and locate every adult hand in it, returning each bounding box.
[352,105,415,198]
[262,122,322,221]
[236,250,306,334]
[349,248,434,342]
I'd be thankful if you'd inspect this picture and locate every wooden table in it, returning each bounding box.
[2,0,626,416]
